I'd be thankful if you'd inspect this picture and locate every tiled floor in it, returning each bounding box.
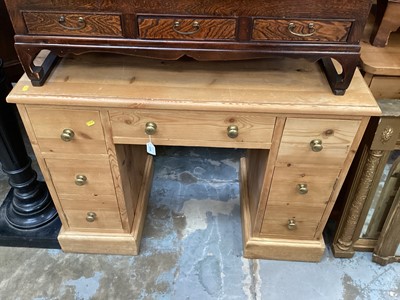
[0,146,400,300]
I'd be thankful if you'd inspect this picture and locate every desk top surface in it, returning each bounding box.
[8,53,380,117]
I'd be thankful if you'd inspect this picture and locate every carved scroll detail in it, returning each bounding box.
[381,126,394,144]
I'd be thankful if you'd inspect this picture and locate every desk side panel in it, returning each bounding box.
[16,104,70,228]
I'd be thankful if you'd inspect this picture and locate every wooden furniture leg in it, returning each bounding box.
[370,0,400,47]
[320,55,359,95]
[15,46,59,86]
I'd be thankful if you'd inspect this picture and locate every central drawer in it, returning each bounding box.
[109,109,275,149]
[138,16,237,40]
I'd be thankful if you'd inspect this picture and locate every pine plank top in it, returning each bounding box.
[8,53,380,116]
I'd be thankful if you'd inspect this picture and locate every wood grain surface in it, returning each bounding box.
[138,17,236,40]
[45,157,125,232]
[8,50,380,258]
[266,166,340,206]
[7,54,381,117]
[109,109,275,149]
[276,118,362,166]
[7,0,371,19]
[260,204,322,239]
[45,158,117,196]
[252,19,352,42]
[23,12,123,37]
[361,18,400,76]
[26,106,108,156]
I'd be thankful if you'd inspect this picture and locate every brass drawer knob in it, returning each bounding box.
[287,219,297,230]
[310,139,323,152]
[60,128,75,142]
[86,212,97,222]
[75,174,87,186]
[145,122,157,135]
[227,125,239,139]
[297,183,308,194]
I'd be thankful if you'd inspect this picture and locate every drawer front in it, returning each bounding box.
[110,109,275,149]
[23,12,123,37]
[62,208,123,232]
[277,118,361,166]
[138,17,237,40]
[27,107,107,155]
[261,204,322,239]
[45,159,123,231]
[45,158,116,196]
[260,166,339,239]
[267,166,339,206]
[252,19,352,42]
[368,76,400,100]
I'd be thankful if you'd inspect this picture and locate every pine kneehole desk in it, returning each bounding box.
[7,54,380,262]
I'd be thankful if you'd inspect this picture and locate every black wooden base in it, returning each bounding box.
[0,189,61,249]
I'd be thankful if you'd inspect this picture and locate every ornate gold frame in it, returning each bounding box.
[332,100,400,263]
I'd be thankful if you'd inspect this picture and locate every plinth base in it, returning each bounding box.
[0,189,61,249]
[331,243,355,258]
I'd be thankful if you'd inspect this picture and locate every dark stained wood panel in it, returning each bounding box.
[23,12,123,37]
[138,17,237,40]
[252,19,352,42]
[10,0,370,19]
[4,0,373,93]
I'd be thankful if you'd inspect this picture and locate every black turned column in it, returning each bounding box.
[0,59,61,248]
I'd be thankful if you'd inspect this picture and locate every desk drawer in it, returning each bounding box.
[267,166,339,206]
[110,109,275,149]
[261,204,323,239]
[368,75,400,99]
[277,118,361,166]
[45,158,123,231]
[45,158,116,196]
[138,17,237,40]
[252,19,351,42]
[23,12,123,37]
[62,194,123,232]
[260,166,339,239]
[27,107,107,155]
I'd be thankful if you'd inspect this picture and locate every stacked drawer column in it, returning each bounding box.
[17,105,152,255]
[243,117,368,261]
